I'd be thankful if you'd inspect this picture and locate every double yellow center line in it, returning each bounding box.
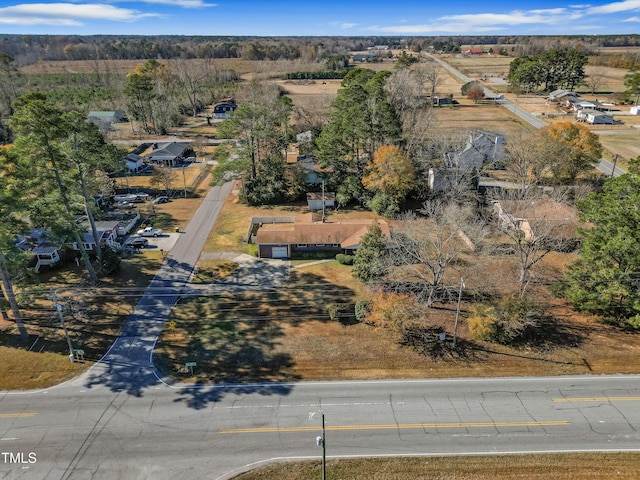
[0,413,37,419]
[554,396,640,403]
[220,420,569,435]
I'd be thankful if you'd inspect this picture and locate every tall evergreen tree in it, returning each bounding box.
[565,158,640,325]
[352,223,388,283]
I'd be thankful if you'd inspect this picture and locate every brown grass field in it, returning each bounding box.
[233,453,640,479]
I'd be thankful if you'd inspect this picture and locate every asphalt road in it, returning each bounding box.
[2,375,640,479]
[426,54,629,177]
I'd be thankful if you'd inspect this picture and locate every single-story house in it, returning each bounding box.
[88,110,126,130]
[126,153,144,172]
[146,142,189,167]
[548,89,578,102]
[255,218,390,259]
[577,109,614,125]
[307,192,335,211]
[213,99,237,119]
[464,48,483,56]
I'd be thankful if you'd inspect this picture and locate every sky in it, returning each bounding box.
[0,0,639,36]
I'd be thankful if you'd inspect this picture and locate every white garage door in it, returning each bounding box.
[271,246,288,258]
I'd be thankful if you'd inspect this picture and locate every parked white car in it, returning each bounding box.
[115,201,135,209]
[137,226,163,237]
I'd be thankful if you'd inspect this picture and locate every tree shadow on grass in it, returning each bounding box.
[400,325,485,361]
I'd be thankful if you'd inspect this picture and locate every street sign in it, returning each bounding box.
[185,362,196,367]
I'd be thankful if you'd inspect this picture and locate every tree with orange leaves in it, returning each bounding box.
[539,122,602,183]
[362,145,415,202]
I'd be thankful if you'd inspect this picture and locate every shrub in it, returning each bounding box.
[327,303,350,321]
[467,296,540,345]
[336,254,354,265]
[354,300,371,322]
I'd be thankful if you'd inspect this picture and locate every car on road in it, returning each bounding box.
[115,201,136,209]
[123,236,149,248]
[137,226,163,237]
[152,196,170,204]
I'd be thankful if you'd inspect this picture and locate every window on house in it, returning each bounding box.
[297,244,307,247]
[315,244,325,247]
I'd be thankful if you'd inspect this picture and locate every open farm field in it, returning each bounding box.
[443,54,513,81]
[433,100,535,136]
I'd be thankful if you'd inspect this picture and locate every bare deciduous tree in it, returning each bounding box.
[492,193,578,297]
[585,68,607,95]
[389,200,486,305]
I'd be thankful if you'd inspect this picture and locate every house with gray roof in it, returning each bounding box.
[146,142,190,167]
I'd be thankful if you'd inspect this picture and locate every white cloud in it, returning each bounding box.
[339,22,358,29]
[369,7,588,34]
[587,0,640,14]
[623,15,640,20]
[0,3,158,25]
[134,0,215,7]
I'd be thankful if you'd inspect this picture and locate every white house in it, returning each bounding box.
[577,109,614,125]
[125,153,144,172]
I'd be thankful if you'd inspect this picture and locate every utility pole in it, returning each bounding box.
[321,412,326,480]
[182,165,187,198]
[452,278,465,348]
[611,154,619,178]
[315,411,326,480]
[50,290,75,362]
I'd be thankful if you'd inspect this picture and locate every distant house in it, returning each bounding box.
[307,192,335,211]
[146,142,189,167]
[353,53,377,62]
[296,154,333,185]
[464,48,483,56]
[213,99,237,119]
[429,131,505,192]
[125,153,144,172]
[577,109,614,125]
[433,95,454,106]
[446,131,505,170]
[255,217,390,259]
[548,89,578,102]
[88,110,126,130]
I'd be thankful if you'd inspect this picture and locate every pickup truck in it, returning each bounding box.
[136,227,163,237]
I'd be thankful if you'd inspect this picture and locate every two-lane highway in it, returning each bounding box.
[2,376,640,479]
